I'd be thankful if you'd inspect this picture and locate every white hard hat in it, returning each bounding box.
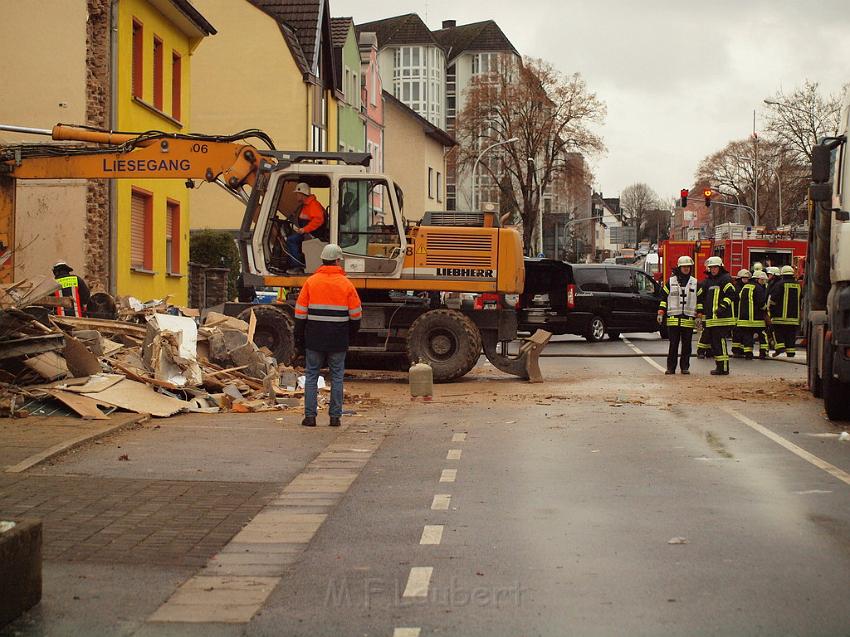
[767,266,780,275]
[752,262,764,271]
[52,261,71,271]
[705,256,723,268]
[754,270,768,280]
[321,243,344,261]
[677,256,694,267]
[294,182,311,196]
[780,265,795,276]
[737,269,751,278]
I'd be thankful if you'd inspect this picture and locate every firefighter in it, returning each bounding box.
[286,182,327,273]
[696,262,713,359]
[769,264,801,357]
[751,270,771,359]
[698,256,738,375]
[764,266,781,352]
[737,269,768,360]
[731,269,751,358]
[293,244,362,427]
[658,255,701,374]
[51,261,90,317]
[751,261,764,273]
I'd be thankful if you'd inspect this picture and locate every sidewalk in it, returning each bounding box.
[1,413,146,473]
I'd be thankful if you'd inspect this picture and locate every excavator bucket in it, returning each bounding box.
[481,329,552,383]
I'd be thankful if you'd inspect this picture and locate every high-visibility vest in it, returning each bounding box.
[666,275,698,317]
[54,275,84,317]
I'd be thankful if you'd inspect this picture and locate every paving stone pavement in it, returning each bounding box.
[0,474,278,567]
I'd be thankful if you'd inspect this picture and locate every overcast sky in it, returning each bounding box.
[331,0,850,202]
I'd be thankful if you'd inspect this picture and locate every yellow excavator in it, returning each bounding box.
[0,123,549,381]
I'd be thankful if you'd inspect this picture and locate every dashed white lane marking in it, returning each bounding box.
[420,525,444,545]
[431,494,451,510]
[452,433,467,442]
[722,407,850,487]
[403,567,434,597]
[439,469,457,483]
[393,628,421,637]
[622,337,668,373]
[446,449,462,460]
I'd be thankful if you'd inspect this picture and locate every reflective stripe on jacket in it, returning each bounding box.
[294,265,362,352]
[298,195,326,234]
[769,277,801,325]
[700,271,737,327]
[54,275,84,317]
[737,282,767,328]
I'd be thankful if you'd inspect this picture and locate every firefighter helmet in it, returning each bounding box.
[752,261,764,272]
[737,269,751,279]
[705,256,723,268]
[677,256,694,267]
[780,265,795,276]
[754,270,768,281]
[767,266,780,276]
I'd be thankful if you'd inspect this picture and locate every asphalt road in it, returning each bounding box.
[4,332,850,636]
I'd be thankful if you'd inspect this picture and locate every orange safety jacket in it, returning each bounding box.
[298,195,326,234]
[294,265,362,352]
[54,275,86,317]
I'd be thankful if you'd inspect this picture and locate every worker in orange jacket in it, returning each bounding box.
[294,244,362,427]
[286,182,327,273]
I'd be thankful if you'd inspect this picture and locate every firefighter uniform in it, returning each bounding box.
[731,270,751,357]
[699,257,738,375]
[737,278,768,359]
[658,257,701,374]
[696,267,713,359]
[294,245,362,427]
[769,266,801,357]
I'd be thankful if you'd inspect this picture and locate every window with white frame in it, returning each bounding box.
[428,167,434,199]
[393,45,444,128]
[437,172,443,203]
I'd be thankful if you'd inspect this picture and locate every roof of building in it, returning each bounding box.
[383,90,456,147]
[249,0,327,77]
[163,0,216,36]
[432,20,518,60]
[330,17,354,49]
[356,13,442,49]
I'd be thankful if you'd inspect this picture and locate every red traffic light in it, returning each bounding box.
[680,188,689,207]
[703,188,713,207]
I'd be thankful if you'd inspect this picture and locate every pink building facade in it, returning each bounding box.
[359,31,385,220]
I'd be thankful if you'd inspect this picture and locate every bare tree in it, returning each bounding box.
[456,55,605,253]
[620,183,660,243]
[695,138,809,226]
[763,80,845,164]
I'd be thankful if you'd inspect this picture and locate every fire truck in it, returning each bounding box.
[657,223,808,282]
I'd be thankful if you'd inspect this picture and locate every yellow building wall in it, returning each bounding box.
[189,0,310,231]
[115,0,198,304]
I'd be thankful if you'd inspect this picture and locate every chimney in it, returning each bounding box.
[442,19,456,29]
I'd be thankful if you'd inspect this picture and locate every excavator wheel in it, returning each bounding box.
[407,309,482,382]
[237,304,294,365]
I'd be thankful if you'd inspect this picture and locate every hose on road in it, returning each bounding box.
[538,352,807,365]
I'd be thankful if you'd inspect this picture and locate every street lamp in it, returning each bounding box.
[471,137,518,210]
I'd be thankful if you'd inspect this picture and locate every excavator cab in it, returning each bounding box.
[244,154,407,278]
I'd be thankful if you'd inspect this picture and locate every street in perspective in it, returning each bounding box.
[1,1,850,636]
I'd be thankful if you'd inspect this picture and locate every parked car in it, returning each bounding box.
[517,259,666,341]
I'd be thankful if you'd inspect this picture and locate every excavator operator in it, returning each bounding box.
[286,182,327,274]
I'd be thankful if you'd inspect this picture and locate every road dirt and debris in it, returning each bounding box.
[0,280,381,421]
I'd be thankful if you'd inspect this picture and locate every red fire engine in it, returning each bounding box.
[657,223,808,283]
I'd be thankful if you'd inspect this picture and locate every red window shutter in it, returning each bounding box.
[171,52,182,120]
[153,37,163,109]
[166,200,180,274]
[131,189,153,270]
[132,19,143,99]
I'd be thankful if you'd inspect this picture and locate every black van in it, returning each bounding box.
[517,259,665,341]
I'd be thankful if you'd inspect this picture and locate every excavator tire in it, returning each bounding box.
[237,304,294,365]
[407,309,482,382]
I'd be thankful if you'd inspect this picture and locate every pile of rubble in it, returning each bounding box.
[0,279,313,420]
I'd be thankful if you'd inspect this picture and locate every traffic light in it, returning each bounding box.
[680,188,689,207]
[703,188,713,207]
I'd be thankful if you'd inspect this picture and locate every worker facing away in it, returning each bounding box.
[699,256,738,375]
[731,269,751,358]
[737,269,769,360]
[658,255,701,375]
[52,261,90,317]
[293,244,362,427]
[286,182,327,274]
[769,265,802,357]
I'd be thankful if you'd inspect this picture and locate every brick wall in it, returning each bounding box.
[85,0,111,291]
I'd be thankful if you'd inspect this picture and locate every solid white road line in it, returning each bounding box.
[447,449,462,460]
[420,525,444,545]
[431,494,451,510]
[722,407,850,487]
[403,567,434,598]
[393,628,421,637]
[622,337,668,373]
[440,469,457,483]
[452,433,467,442]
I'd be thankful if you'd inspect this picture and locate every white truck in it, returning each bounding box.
[806,91,850,420]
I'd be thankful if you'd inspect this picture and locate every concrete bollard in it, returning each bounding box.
[0,518,42,628]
